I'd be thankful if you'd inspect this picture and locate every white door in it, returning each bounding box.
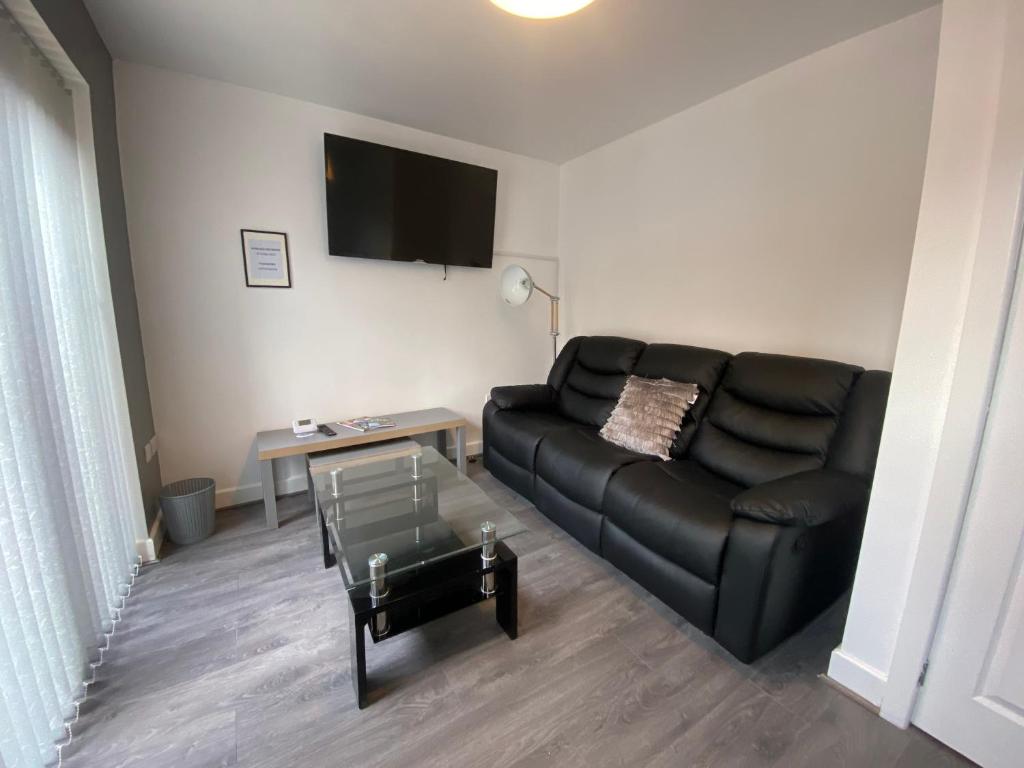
[912,255,1024,767]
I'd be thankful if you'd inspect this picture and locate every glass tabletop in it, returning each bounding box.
[312,444,526,590]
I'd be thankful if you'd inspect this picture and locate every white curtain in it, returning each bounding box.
[0,8,141,768]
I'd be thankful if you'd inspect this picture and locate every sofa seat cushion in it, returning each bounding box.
[603,460,741,584]
[535,427,652,511]
[485,408,578,471]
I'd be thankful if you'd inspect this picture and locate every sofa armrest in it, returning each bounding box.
[489,384,555,411]
[715,513,865,661]
[730,468,869,527]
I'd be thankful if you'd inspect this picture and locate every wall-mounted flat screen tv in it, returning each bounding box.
[324,133,498,269]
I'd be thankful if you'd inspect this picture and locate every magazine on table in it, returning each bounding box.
[337,416,397,432]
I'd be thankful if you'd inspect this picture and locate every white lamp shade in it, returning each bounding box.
[500,265,534,306]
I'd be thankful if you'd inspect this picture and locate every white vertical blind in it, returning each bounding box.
[0,8,141,768]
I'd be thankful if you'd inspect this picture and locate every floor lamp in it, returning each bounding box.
[500,265,560,361]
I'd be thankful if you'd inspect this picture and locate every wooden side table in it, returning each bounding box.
[255,407,468,528]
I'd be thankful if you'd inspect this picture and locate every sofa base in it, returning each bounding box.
[602,520,717,635]
[534,475,604,554]
[482,444,535,502]
[485,452,864,663]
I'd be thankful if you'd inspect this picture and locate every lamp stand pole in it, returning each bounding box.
[533,285,560,362]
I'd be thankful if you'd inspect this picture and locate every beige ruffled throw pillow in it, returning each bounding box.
[600,376,700,460]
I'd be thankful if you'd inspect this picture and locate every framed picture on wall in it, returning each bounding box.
[241,229,291,288]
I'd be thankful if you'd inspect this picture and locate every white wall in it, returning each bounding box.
[830,0,1024,718]
[558,8,940,371]
[115,62,560,507]
[116,10,942,512]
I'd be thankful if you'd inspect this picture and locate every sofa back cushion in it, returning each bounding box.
[631,343,731,457]
[826,369,891,480]
[690,352,863,487]
[552,336,646,427]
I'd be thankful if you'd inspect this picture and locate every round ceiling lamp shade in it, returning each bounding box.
[489,0,596,20]
[500,265,535,306]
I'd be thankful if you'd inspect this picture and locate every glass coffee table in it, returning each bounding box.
[310,442,525,708]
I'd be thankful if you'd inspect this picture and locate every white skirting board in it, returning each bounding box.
[135,508,165,563]
[827,647,888,707]
[215,439,483,509]
[217,472,309,509]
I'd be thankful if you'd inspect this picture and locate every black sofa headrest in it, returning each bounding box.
[690,352,865,487]
[633,343,731,395]
[633,343,732,457]
[575,336,646,373]
[722,352,862,416]
[550,336,645,428]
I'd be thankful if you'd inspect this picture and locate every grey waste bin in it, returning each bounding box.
[160,477,216,545]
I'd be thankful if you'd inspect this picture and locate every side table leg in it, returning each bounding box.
[455,425,467,474]
[434,428,448,461]
[261,458,278,529]
[496,545,518,640]
[306,459,317,526]
[349,606,368,709]
[319,499,335,569]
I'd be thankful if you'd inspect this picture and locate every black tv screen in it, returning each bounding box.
[324,134,497,269]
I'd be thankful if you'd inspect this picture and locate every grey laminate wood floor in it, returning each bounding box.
[64,461,971,768]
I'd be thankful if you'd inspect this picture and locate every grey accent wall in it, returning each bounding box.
[32,0,162,528]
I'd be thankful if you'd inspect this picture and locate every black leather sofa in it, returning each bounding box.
[482,336,889,662]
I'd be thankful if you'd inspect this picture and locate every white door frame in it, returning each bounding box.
[882,187,1024,727]
[878,3,1024,722]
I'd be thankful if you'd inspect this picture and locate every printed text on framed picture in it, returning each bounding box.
[241,229,291,288]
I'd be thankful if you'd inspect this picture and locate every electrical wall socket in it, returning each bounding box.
[144,435,158,463]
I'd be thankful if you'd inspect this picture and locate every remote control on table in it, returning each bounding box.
[318,424,337,437]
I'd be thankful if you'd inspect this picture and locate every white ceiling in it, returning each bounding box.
[84,0,939,162]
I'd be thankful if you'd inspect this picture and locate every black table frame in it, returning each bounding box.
[319,507,518,709]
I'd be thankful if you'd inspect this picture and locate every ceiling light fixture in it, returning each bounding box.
[489,0,596,20]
